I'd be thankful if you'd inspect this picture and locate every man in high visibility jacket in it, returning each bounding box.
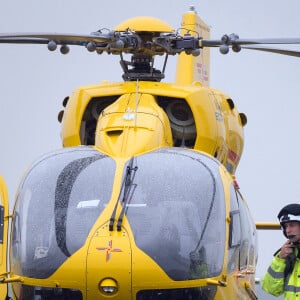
[262,203,300,299]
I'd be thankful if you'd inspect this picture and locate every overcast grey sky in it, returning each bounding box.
[0,0,299,293]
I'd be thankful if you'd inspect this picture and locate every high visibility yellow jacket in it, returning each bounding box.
[262,248,300,299]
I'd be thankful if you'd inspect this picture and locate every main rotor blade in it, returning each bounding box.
[242,46,300,57]
[0,38,50,45]
[0,32,113,45]
[236,37,300,45]
[201,37,300,47]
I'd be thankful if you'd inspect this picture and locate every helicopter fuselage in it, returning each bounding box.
[3,79,257,300]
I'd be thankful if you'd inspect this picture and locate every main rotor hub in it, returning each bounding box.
[114,16,174,33]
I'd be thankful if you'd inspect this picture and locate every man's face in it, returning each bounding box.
[284,221,300,242]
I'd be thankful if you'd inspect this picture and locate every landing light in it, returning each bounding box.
[99,278,118,295]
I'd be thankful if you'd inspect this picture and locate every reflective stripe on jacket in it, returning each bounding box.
[262,248,300,299]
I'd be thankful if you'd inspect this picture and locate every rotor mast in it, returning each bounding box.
[114,16,175,82]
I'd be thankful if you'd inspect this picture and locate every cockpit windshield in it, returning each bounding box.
[124,148,226,280]
[11,147,115,279]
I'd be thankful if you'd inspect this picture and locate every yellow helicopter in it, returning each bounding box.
[0,5,299,300]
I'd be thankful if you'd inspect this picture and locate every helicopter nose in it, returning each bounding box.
[86,223,132,299]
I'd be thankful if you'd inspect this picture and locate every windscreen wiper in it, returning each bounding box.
[109,157,138,231]
[117,158,138,231]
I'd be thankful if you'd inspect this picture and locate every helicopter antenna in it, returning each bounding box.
[189,5,197,13]
[135,79,139,127]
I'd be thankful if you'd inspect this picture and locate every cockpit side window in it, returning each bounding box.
[227,184,257,273]
[227,184,241,273]
[236,190,257,270]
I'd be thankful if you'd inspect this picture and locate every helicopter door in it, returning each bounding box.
[86,223,132,299]
[0,176,8,298]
